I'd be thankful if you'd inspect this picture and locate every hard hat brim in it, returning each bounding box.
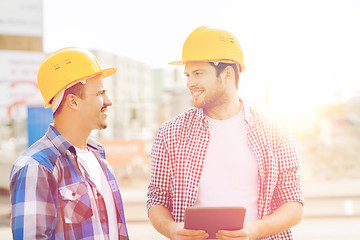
[102,67,117,78]
[168,60,184,65]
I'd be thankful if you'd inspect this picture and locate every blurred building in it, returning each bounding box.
[91,50,156,141]
[92,50,190,130]
[90,51,192,173]
[152,67,192,123]
[91,50,192,142]
[0,0,44,153]
[0,0,44,190]
[0,0,192,183]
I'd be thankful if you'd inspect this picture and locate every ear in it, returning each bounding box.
[65,94,80,110]
[222,66,235,84]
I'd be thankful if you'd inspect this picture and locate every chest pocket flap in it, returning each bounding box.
[59,181,93,223]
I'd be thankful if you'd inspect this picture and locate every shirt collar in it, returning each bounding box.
[195,98,254,126]
[45,125,104,158]
[240,98,254,126]
[195,107,206,122]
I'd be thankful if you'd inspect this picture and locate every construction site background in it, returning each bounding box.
[1,0,360,239]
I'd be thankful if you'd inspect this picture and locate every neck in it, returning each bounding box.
[204,96,242,120]
[54,114,90,150]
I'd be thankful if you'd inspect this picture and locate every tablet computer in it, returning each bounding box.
[184,206,246,239]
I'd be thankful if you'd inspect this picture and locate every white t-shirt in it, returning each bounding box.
[194,110,259,222]
[75,147,119,240]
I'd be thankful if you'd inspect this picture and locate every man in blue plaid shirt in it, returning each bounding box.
[10,47,129,239]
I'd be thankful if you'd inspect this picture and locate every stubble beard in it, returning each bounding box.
[99,120,108,130]
[99,107,109,130]
[96,115,108,130]
[194,88,227,113]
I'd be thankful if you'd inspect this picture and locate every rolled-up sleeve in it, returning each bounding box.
[274,128,304,207]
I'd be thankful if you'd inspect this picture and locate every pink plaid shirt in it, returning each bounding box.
[147,102,304,240]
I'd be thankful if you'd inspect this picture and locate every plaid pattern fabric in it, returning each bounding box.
[10,125,129,240]
[147,102,304,240]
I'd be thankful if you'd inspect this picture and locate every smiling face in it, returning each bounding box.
[185,61,230,114]
[77,75,112,130]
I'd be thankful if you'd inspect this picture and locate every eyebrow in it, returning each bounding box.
[184,68,204,75]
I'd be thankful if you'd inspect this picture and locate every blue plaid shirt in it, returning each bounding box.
[10,125,129,240]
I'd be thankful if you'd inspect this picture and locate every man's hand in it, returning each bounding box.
[149,205,209,240]
[215,221,258,240]
[170,222,209,240]
[216,202,303,239]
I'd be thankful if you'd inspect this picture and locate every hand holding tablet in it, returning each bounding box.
[184,206,246,239]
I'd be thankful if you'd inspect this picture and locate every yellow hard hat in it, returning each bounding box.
[169,26,246,73]
[37,47,117,108]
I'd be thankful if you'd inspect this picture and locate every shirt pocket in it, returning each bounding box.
[59,181,93,224]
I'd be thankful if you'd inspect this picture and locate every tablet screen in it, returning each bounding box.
[184,206,246,239]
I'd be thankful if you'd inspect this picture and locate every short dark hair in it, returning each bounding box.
[209,62,240,88]
[52,82,86,117]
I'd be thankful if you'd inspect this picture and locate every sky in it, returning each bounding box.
[43,0,360,117]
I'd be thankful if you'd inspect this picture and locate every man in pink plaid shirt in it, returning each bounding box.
[147,26,304,240]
